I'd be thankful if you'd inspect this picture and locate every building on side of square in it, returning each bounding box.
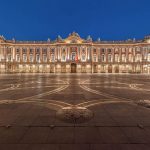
[0,32,150,73]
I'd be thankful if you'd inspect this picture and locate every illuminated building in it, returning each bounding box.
[0,32,150,73]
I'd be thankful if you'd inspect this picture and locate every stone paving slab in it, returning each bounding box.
[0,74,149,150]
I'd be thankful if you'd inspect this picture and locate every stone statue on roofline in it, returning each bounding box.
[47,38,51,42]
[86,35,92,42]
[57,35,63,42]
[97,38,101,42]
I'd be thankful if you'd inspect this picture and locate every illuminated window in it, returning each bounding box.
[43,48,47,53]
[128,54,133,62]
[30,54,33,62]
[23,54,27,62]
[63,49,66,53]
[30,49,33,53]
[108,49,112,53]
[16,49,20,53]
[115,54,119,62]
[36,54,40,62]
[7,54,12,62]
[115,49,119,52]
[36,49,40,53]
[82,49,85,53]
[62,55,66,62]
[135,54,141,62]
[93,49,96,53]
[101,54,105,62]
[148,53,150,62]
[23,49,27,53]
[136,47,141,52]
[108,54,112,62]
[51,54,55,62]
[129,48,132,53]
[16,54,20,62]
[82,54,86,62]
[122,54,126,62]
[93,54,97,62]
[51,49,54,53]
[43,54,47,62]
[122,48,126,53]
[101,49,105,53]
[72,52,76,61]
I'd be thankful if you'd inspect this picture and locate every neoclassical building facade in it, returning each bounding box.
[0,32,150,73]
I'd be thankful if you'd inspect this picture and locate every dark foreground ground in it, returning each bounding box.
[0,73,150,150]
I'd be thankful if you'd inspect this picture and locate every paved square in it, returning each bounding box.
[0,74,150,150]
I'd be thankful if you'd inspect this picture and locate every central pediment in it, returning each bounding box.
[64,32,84,44]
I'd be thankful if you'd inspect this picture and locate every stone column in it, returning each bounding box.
[12,47,15,61]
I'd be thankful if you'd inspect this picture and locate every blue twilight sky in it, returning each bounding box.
[0,0,150,41]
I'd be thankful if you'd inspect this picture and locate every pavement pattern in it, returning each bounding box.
[0,73,150,150]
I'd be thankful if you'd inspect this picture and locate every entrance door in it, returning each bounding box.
[71,63,77,73]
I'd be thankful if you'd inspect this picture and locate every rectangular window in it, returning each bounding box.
[93,49,96,53]
[43,48,47,53]
[16,49,20,53]
[108,54,112,62]
[101,49,105,53]
[115,54,119,62]
[148,54,150,62]
[7,54,12,62]
[36,54,40,62]
[30,54,33,62]
[51,54,55,62]
[36,49,40,53]
[102,55,105,62]
[30,49,33,53]
[122,54,126,62]
[23,54,27,62]
[23,49,27,53]
[93,54,97,62]
[16,55,20,62]
[72,52,76,61]
[108,49,112,53]
[43,54,47,62]
[62,55,66,62]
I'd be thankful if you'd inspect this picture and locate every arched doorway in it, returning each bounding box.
[71,63,77,73]
[61,65,66,73]
[94,65,98,73]
[81,65,86,73]
[108,65,112,73]
[114,66,119,73]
